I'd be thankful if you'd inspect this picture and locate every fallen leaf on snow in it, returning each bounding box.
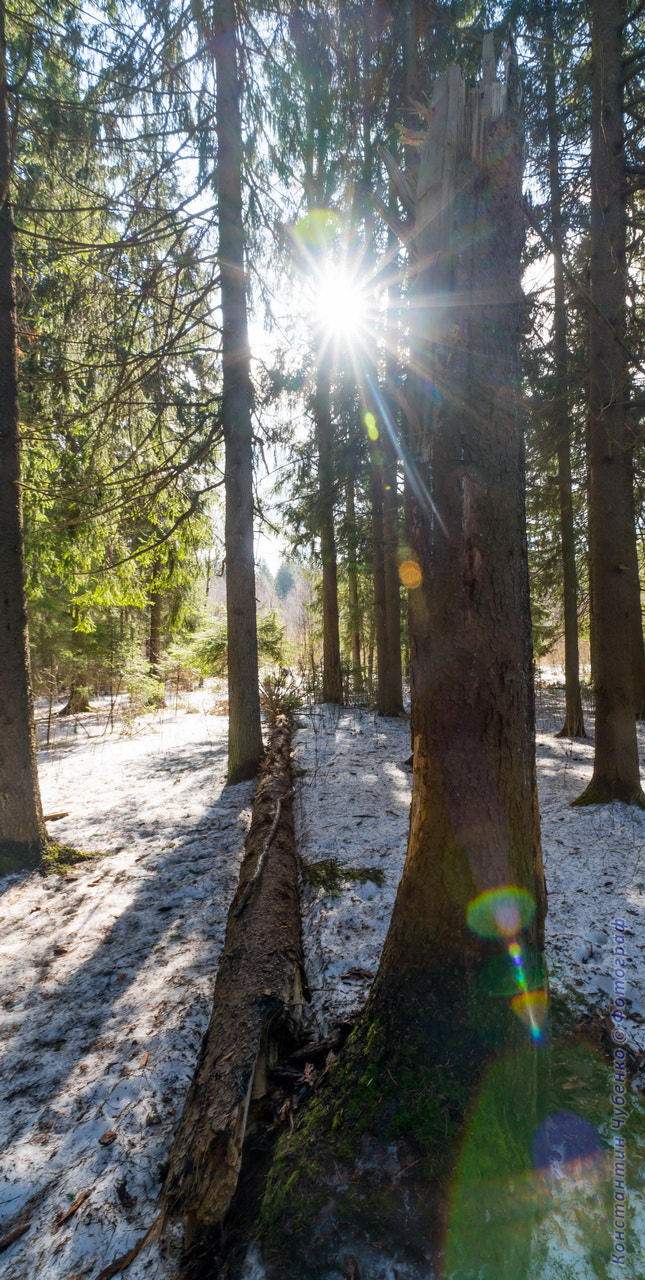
[54,1188,93,1230]
[98,1131,117,1146]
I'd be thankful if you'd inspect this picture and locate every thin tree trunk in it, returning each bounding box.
[362,5,402,716]
[148,566,166,707]
[148,562,163,679]
[544,0,585,739]
[381,205,404,717]
[0,1,46,873]
[213,0,263,782]
[370,440,388,712]
[314,359,343,704]
[575,0,644,805]
[345,478,363,694]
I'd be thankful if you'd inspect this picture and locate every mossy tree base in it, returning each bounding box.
[0,837,100,878]
[572,778,645,808]
[241,996,642,1280]
[60,687,93,715]
[0,838,43,876]
[251,966,547,1280]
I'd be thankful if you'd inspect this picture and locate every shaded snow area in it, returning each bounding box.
[0,692,254,1280]
[295,697,645,1056]
[2,690,645,1280]
[535,693,645,1055]
[294,704,412,1037]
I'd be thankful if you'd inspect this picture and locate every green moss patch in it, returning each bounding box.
[40,842,100,875]
[252,988,645,1279]
[301,857,385,895]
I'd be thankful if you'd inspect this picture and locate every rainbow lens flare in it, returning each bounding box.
[466,886,536,940]
[511,990,549,1039]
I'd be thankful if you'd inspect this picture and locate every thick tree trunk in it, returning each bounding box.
[544,0,585,740]
[0,4,46,874]
[575,0,644,805]
[255,50,547,1280]
[213,0,263,782]
[314,360,343,704]
[345,478,364,694]
[377,46,545,1026]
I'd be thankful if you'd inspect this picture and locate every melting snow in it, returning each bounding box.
[1,687,644,1278]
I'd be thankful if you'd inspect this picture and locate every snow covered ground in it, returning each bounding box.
[297,695,645,1056]
[1,688,645,1278]
[0,691,254,1279]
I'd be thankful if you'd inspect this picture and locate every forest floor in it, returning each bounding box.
[1,685,644,1279]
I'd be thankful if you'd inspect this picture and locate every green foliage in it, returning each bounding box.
[259,668,303,722]
[275,561,295,599]
[196,608,288,679]
[120,653,165,712]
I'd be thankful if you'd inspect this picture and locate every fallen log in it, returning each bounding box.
[161,711,306,1249]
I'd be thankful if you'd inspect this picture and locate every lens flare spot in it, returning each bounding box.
[509,941,522,960]
[364,412,379,440]
[532,1111,604,1175]
[293,208,341,250]
[510,989,549,1038]
[399,559,422,589]
[466,886,536,940]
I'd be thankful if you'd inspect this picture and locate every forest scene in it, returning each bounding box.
[2,0,645,1277]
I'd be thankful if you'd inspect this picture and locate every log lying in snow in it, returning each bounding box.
[161,712,305,1247]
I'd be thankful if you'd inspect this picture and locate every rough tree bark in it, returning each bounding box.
[379,37,546,1078]
[162,714,304,1253]
[0,1,46,874]
[544,0,585,739]
[254,45,547,1280]
[575,0,644,805]
[213,0,263,782]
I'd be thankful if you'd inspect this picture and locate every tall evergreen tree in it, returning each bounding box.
[212,0,263,778]
[575,0,645,806]
[0,0,46,872]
